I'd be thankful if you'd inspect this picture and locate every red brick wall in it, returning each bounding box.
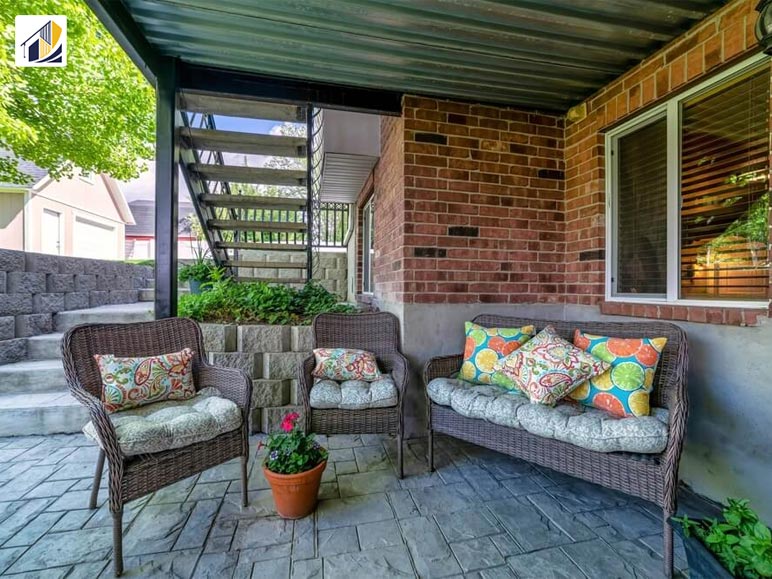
[398,96,565,304]
[372,115,406,304]
[564,0,769,325]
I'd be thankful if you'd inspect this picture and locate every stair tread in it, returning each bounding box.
[190,164,307,186]
[180,93,306,122]
[208,219,308,232]
[216,242,307,251]
[199,194,307,209]
[27,332,64,343]
[226,260,306,269]
[0,390,77,409]
[236,277,306,284]
[181,128,306,157]
[0,359,63,372]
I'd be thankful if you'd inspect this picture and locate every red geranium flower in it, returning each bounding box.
[280,412,300,433]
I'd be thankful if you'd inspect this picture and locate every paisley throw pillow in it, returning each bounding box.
[571,330,668,418]
[95,348,196,413]
[492,326,610,406]
[312,348,382,382]
[460,321,535,385]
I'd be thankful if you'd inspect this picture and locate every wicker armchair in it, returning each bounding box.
[61,318,252,577]
[424,315,688,579]
[298,312,408,478]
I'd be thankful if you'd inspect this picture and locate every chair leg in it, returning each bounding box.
[428,428,434,473]
[241,455,249,507]
[396,433,404,479]
[113,509,124,577]
[89,450,105,510]
[664,509,674,579]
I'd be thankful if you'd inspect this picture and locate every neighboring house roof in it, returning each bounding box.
[126,199,196,236]
[0,150,48,188]
[101,175,136,225]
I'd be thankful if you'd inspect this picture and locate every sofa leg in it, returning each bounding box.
[113,509,124,577]
[89,450,105,510]
[428,429,434,473]
[241,455,249,507]
[663,510,674,578]
[396,433,404,479]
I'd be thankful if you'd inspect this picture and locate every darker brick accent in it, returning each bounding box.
[579,250,605,262]
[447,114,468,125]
[448,226,479,237]
[414,132,447,145]
[537,169,565,180]
[414,247,447,258]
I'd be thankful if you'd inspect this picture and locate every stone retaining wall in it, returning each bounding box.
[200,322,314,433]
[0,249,153,363]
[236,249,348,300]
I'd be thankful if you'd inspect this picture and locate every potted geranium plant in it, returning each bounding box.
[671,499,772,578]
[261,412,328,519]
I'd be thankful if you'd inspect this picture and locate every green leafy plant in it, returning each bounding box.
[178,260,219,284]
[261,412,327,475]
[0,0,154,184]
[177,278,356,325]
[675,499,772,578]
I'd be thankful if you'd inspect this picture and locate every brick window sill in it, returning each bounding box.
[599,301,769,326]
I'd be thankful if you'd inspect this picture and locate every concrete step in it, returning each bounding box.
[138,288,154,301]
[26,333,63,360]
[0,391,88,436]
[0,359,67,394]
[54,302,154,332]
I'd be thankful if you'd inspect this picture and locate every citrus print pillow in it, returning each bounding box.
[492,326,610,406]
[460,322,535,385]
[312,348,382,382]
[95,348,196,413]
[571,330,668,418]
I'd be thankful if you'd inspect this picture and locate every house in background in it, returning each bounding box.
[0,152,134,259]
[125,199,199,260]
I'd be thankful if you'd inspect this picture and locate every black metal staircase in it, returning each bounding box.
[178,92,323,285]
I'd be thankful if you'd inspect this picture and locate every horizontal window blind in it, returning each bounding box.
[615,117,668,296]
[680,66,770,300]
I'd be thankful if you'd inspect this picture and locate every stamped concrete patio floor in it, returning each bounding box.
[0,432,712,578]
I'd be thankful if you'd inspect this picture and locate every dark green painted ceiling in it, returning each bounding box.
[121,0,728,111]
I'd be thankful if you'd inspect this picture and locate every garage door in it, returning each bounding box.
[73,217,117,260]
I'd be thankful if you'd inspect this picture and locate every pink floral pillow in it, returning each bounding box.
[492,326,610,406]
[95,348,196,413]
[312,348,381,382]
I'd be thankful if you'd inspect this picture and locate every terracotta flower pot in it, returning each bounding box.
[264,460,327,519]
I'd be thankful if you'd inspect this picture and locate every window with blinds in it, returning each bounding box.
[615,117,668,296]
[608,57,771,304]
[680,66,770,300]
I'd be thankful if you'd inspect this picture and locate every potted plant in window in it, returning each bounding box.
[671,499,772,578]
[261,412,328,519]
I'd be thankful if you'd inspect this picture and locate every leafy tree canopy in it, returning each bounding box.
[0,0,154,183]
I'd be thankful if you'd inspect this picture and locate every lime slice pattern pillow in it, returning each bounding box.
[571,330,668,418]
[459,322,535,385]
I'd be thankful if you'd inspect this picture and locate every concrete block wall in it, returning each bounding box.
[200,322,314,433]
[0,249,153,363]
[235,249,349,300]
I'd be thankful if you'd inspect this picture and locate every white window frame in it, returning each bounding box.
[605,53,771,309]
[362,197,375,294]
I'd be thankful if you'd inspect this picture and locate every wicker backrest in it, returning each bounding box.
[313,312,402,358]
[472,315,688,409]
[61,317,207,400]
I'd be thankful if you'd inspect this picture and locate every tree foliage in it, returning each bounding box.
[0,0,154,183]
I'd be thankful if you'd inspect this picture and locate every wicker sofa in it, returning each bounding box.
[424,315,688,578]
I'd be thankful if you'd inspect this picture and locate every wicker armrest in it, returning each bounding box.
[380,352,409,399]
[297,354,316,410]
[197,364,253,412]
[424,353,463,384]
[69,384,123,461]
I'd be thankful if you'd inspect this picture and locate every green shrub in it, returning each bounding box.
[675,499,772,578]
[178,276,356,325]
